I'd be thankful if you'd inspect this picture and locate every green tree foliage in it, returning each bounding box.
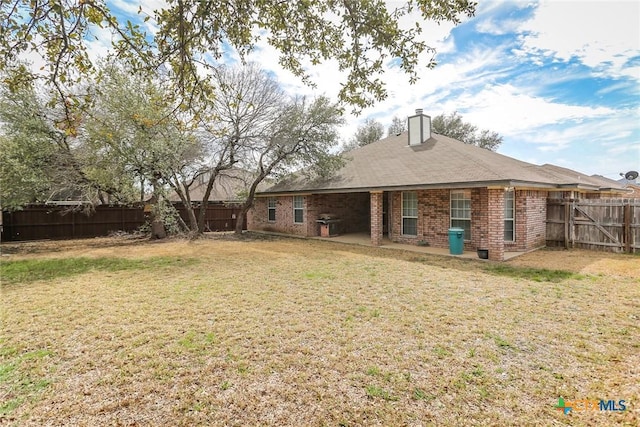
[83,61,203,235]
[1,59,343,236]
[344,118,384,151]
[0,0,476,110]
[0,75,135,210]
[432,111,502,151]
[0,90,56,209]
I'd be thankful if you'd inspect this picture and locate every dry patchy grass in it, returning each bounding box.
[1,236,639,426]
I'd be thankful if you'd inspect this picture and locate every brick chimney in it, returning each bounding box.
[408,108,431,146]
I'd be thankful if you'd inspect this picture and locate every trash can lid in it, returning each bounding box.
[448,227,464,232]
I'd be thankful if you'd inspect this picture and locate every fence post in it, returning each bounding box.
[624,202,631,253]
[569,199,577,249]
[563,201,570,249]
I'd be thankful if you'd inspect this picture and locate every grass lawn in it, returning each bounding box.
[1,235,639,426]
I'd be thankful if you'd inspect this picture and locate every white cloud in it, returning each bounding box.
[85,25,117,62]
[440,83,614,137]
[500,112,640,174]
[108,0,166,35]
[475,17,518,36]
[110,0,167,16]
[517,1,640,79]
[240,5,479,140]
[473,1,536,35]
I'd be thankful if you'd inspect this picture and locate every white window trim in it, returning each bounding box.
[450,190,471,241]
[267,198,276,222]
[293,196,304,224]
[401,191,418,236]
[504,190,515,242]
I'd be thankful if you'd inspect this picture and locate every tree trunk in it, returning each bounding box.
[233,159,279,235]
[185,203,198,232]
[149,179,166,239]
[175,213,190,233]
[167,176,198,232]
[197,169,221,233]
[151,216,166,239]
[139,176,145,202]
[234,202,250,235]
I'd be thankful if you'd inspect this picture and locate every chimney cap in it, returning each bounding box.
[415,108,423,115]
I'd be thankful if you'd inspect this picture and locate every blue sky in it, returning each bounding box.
[235,0,640,180]
[100,1,640,179]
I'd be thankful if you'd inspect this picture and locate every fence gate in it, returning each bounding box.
[546,198,640,253]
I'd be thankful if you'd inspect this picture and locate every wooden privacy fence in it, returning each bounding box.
[546,198,640,253]
[1,203,246,242]
[1,205,145,242]
[173,203,246,233]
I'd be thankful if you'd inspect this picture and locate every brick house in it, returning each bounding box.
[248,110,627,260]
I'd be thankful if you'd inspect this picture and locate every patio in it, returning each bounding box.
[315,232,527,261]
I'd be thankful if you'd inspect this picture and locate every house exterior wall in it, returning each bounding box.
[248,196,309,236]
[307,192,370,234]
[391,189,450,247]
[248,192,370,237]
[487,189,505,261]
[370,191,383,246]
[249,187,551,261]
[389,188,548,259]
[625,184,640,198]
[505,190,547,251]
[471,188,489,250]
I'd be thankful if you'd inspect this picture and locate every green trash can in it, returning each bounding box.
[448,227,464,255]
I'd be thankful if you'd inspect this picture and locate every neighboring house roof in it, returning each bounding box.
[615,177,640,197]
[534,164,623,190]
[618,182,640,198]
[262,132,627,194]
[169,169,270,203]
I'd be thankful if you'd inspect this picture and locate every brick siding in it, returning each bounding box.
[248,192,370,237]
[248,196,308,236]
[249,187,552,261]
[471,188,489,250]
[391,189,451,246]
[487,189,505,261]
[389,188,549,260]
[370,192,383,246]
[306,193,370,235]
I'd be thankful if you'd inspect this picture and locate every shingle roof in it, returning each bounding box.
[262,131,626,194]
[169,169,270,203]
[535,164,623,189]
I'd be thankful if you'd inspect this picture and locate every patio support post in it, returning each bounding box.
[487,189,505,261]
[370,191,383,246]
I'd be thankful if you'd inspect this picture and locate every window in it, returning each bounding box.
[267,198,276,222]
[293,196,304,223]
[450,190,471,240]
[402,191,418,236]
[504,189,515,241]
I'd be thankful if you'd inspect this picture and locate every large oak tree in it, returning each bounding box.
[1,1,477,234]
[1,0,476,111]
